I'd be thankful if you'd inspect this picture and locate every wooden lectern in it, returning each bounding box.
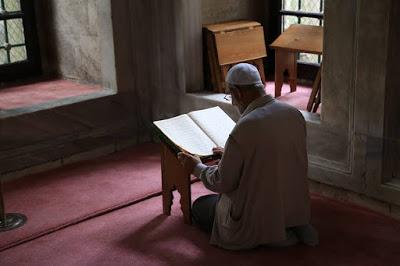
[204,20,267,93]
[270,24,323,112]
[160,143,193,224]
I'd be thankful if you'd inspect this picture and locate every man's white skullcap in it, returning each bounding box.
[226,63,263,86]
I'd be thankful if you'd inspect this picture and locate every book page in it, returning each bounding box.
[188,107,236,148]
[153,114,216,157]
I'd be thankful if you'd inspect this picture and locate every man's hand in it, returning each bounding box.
[177,152,202,174]
[212,147,224,157]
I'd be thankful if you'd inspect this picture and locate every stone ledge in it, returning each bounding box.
[183,92,322,124]
[309,180,400,221]
[0,87,116,119]
[0,136,139,182]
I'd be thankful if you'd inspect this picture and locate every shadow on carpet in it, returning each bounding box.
[0,143,162,252]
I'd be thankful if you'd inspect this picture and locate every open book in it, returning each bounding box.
[153,107,236,158]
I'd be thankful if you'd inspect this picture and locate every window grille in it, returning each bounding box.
[0,0,27,65]
[0,0,40,82]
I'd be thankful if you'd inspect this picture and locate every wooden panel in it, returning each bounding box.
[205,30,224,91]
[204,20,260,33]
[270,24,323,54]
[215,26,267,65]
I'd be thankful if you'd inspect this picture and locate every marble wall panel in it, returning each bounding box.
[321,0,356,131]
[201,0,261,24]
[36,0,115,85]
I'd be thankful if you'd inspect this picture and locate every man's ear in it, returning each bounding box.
[231,86,241,100]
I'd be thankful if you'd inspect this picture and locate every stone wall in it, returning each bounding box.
[302,0,400,211]
[36,0,115,85]
[382,0,400,181]
[201,0,262,24]
[0,0,124,177]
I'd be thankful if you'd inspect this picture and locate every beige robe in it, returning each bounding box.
[195,95,311,250]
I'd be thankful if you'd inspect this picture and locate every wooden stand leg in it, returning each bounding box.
[313,89,321,113]
[221,65,230,93]
[307,62,322,112]
[275,49,298,97]
[176,175,192,224]
[206,32,218,92]
[161,150,174,216]
[160,144,192,224]
[274,49,285,97]
[254,58,266,85]
[287,52,298,93]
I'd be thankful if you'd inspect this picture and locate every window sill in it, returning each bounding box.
[184,89,321,124]
[0,79,116,119]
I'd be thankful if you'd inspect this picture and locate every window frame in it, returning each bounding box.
[0,0,41,82]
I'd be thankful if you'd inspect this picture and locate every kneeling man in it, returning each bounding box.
[178,63,318,250]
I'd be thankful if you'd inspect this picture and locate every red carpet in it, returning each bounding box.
[0,79,103,110]
[265,81,320,113]
[1,182,399,266]
[0,143,162,251]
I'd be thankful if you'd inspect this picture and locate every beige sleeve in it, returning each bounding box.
[196,136,244,193]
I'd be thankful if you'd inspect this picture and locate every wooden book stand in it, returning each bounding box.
[160,143,192,224]
[204,20,267,93]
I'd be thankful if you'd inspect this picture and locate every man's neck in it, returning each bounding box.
[242,91,266,110]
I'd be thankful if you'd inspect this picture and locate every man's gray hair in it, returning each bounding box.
[234,83,266,94]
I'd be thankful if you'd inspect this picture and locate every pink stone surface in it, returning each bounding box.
[265,81,321,113]
[0,80,103,110]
